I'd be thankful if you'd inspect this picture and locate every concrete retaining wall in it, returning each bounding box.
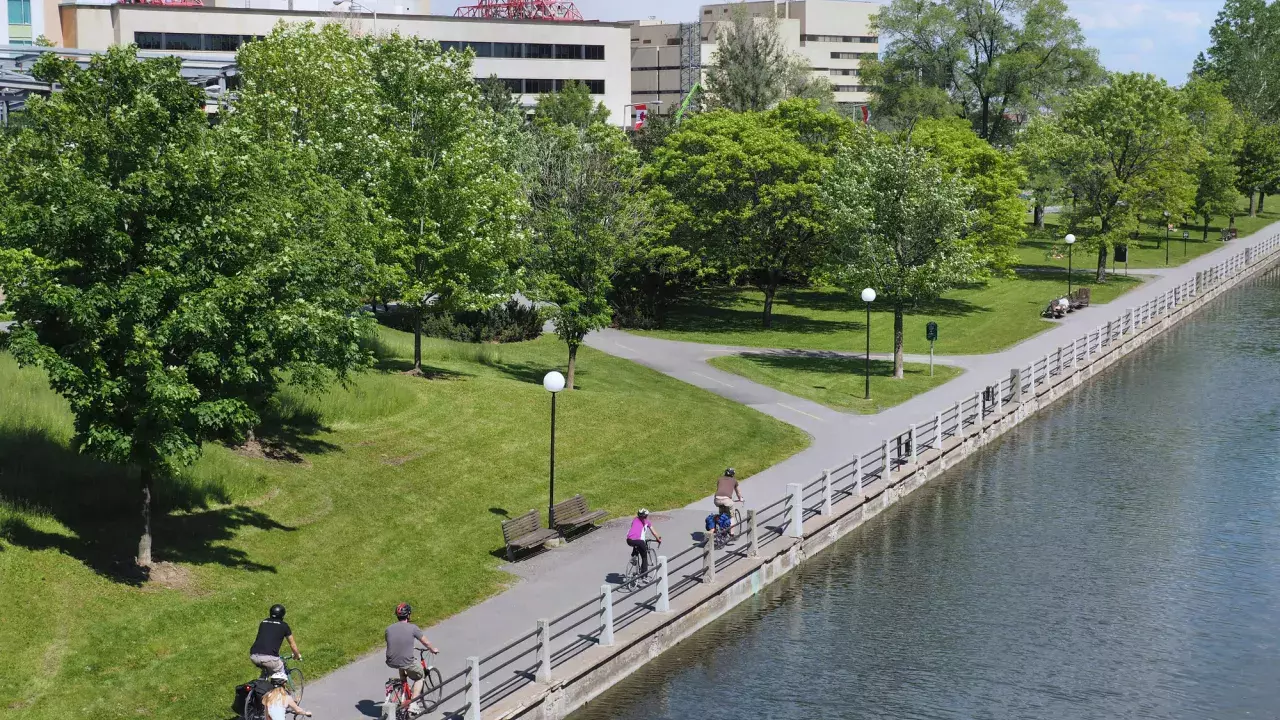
[481,239,1280,720]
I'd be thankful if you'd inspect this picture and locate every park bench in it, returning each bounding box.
[500,509,558,562]
[1043,299,1067,319]
[1070,287,1091,309]
[551,494,608,536]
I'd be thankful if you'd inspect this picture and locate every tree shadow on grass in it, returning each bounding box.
[734,352,902,378]
[0,428,291,586]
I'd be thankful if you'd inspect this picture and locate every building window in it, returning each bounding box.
[463,41,493,57]
[703,8,712,14]
[831,52,877,60]
[7,0,31,24]
[163,33,203,51]
[555,44,584,60]
[835,85,867,93]
[525,43,553,59]
[642,38,652,44]
[205,34,243,52]
[526,78,555,93]
[830,68,860,76]
[502,78,524,93]
[492,42,521,58]
[666,38,680,45]
[439,40,462,52]
[584,44,605,60]
[583,79,605,94]
[135,31,163,50]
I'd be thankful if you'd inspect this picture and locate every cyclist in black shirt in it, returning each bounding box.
[249,604,301,677]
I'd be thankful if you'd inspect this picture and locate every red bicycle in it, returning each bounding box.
[383,649,443,720]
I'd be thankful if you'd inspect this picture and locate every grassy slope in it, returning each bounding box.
[1020,196,1280,270]
[0,329,808,720]
[634,271,1142,356]
[709,355,964,413]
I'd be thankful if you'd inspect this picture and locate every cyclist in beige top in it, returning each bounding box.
[714,467,743,514]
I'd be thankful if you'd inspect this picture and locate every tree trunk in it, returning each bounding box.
[1033,202,1045,230]
[1203,215,1210,242]
[1261,193,1268,213]
[1095,218,1109,283]
[413,307,423,373]
[980,97,990,140]
[761,278,778,329]
[137,467,153,568]
[892,304,904,379]
[566,343,579,390]
[1248,191,1257,217]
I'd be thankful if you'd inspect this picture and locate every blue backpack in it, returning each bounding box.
[704,512,731,531]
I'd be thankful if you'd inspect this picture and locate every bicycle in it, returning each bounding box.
[383,649,443,720]
[621,539,660,590]
[283,658,304,709]
[239,658,304,720]
[712,502,743,550]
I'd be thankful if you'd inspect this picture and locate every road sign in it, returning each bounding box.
[926,322,938,341]
[1183,230,1190,240]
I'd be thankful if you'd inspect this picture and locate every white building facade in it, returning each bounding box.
[629,0,878,117]
[22,0,631,122]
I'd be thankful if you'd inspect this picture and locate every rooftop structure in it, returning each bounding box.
[454,0,583,22]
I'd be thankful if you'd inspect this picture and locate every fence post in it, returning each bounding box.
[1055,347,1062,375]
[747,510,759,558]
[821,469,833,516]
[952,401,962,434]
[656,556,670,612]
[1105,321,1113,346]
[883,439,892,474]
[853,455,863,498]
[1010,368,1022,404]
[995,383,1003,415]
[908,424,917,463]
[536,619,551,684]
[599,584,615,647]
[935,411,943,443]
[703,534,716,583]
[786,483,804,539]
[1028,366,1036,398]
[973,391,983,423]
[465,656,481,720]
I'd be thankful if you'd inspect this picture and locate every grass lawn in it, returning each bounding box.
[709,354,963,413]
[0,329,808,720]
[1019,196,1280,271]
[634,270,1142,356]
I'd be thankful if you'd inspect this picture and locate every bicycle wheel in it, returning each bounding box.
[622,554,641,589]
[241,691,260,720]
[286,666,304,704]
[421,667,443,712]
[731,508,743,539]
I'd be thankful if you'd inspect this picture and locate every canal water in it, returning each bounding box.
[570,273,1280,720]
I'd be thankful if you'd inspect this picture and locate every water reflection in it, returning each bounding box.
[570,272,1280,720]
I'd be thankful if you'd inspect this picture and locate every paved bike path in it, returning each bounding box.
[304,226,1280,719]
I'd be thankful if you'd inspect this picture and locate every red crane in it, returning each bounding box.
[118,0,205,6]
[453,0,585,22]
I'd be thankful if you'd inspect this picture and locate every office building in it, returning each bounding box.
[629,0,878,116]
[2,0,631,123]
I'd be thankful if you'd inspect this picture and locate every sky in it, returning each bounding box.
[432,0,1222,84]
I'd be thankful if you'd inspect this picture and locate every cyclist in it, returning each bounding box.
[386,603,439,709]
[626,509,662,577]
[249,604,301,677]
[715,467,743,516]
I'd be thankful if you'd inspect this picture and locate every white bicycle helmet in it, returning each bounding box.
[637,508,650,517]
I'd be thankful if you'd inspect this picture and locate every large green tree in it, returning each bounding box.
[1195,0,1280,121]
[870,0,1101,142]
[704,4,834,112]
[0,47,373,568]
[911,116,1026,272]
[370,35,526,373]
[533,79,611,129]
[1236,116,1280,216]
[1181,78,1244,239]
[649,100,859,328]
[822,139,979,378]
[526,123,653,388]
[1043,73,1198,281]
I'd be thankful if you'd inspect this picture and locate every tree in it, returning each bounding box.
[0,47,373,568]
[822,139,979,378]
[911,116,1026,273]
[1235,116,1280,216]
[477,73,524,119]
[1045,73,1198,281]
[1181,78,1244,239]
[533,80,611,129]
[648,101,860,328]
[704,4,834,112]
[1195,0,1280,121]
[526,124,652,389]
[370,36,526,374]
[1015,117,1066,230]
[871,0,1101,142]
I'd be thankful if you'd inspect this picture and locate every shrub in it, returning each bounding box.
[375,300,544,343]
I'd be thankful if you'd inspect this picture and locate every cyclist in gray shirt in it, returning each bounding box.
[386,603,439,706]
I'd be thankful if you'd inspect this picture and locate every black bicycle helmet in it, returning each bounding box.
[724,467,736,478]
[395,602,412,620]
[269,604,286,620]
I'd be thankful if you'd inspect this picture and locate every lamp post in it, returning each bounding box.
[1065,234,1076,297]
[861,287,876,400]
[543,371,566,527]
[1164,211,1171,265]
[333,0,377,34]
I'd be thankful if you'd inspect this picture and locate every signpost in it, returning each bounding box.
[926,322,938,376]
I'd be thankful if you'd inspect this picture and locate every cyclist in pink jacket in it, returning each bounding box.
[626,509,662,577]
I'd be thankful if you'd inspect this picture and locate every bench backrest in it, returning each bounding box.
[551,494,589,522]
[502,509,542,543]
